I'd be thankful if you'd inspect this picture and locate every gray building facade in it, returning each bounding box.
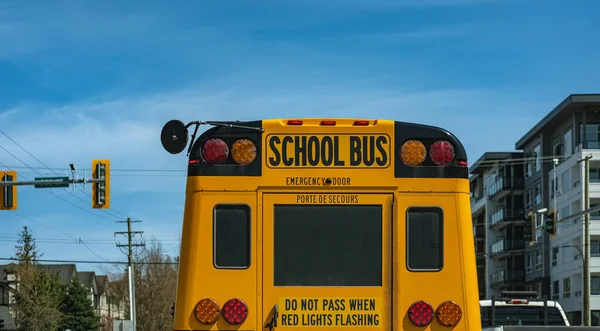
[516,94,600,301]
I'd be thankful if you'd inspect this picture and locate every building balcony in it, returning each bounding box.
[473,224,485,240]
[489,270,526,287]
[489,239,526,259]
[582,141,600,150]
[487,177,525,200]
[471,195,486,215]
[489,207,526,230]
[476,254,486,268]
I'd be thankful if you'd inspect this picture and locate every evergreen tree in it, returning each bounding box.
[12,226,65,331]
[13,225,41,268]
[60,276,101,331]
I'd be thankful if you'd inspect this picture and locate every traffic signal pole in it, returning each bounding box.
[0,178,105,186]
[0,160,110,210]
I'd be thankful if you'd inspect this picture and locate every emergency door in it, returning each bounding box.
[261,193,393,330]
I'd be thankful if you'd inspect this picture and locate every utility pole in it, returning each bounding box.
[578,154,592,326]
[116,217,144,330]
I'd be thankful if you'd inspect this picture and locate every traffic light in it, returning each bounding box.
[0,170,17,210]
[91,160,110,209]
[544,208,556,236]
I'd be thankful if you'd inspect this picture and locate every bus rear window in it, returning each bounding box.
[213,204,251,268]
[480,306,566,326]
[406,207,443,271]
[273,205,382,286]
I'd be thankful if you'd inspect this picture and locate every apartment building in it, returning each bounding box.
[470,152,526,299]
[513,94,600,325]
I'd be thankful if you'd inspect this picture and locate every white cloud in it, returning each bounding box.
[0,71,552,275]
[1,78,545,182]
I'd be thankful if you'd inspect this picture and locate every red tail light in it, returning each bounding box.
[429,140,455,166]
[457,160,467,167]
[287,120,303,125]
[353,120,369,126]
[408,300,434,326]
[222,298,248,325]
[201,138,229,164]
[320,120,336,126]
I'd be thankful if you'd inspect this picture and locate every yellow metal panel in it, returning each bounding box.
[173,192,257,330]
[261,193,393,330]
[394,192,480,331]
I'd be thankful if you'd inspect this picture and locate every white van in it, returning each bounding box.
[480,291,570,327]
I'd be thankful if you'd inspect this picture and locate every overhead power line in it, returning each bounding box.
[0,129,130,219]
[0,257,177,265]
[1,165,186,173]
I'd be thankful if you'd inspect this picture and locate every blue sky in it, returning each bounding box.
[0,0,598,275]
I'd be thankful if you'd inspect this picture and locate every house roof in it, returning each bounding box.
[515,94,600,150]
[77,271,96,291]
[96,275,109,295]
[37,264,77,286]
[0,263,17,282]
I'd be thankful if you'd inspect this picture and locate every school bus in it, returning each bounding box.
[160,118,480,331]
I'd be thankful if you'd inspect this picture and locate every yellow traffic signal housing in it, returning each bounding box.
[91,160,110,209]
[0,170,17,210]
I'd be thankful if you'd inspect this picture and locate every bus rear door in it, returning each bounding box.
[261,192,393,330]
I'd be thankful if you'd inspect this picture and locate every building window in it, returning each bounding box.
[561,170,570,193]
[591,275,600,295]
[526,189,532,210]
[526,254,533,273]
[553,135,564,158]
[592,204,600,219]
[526,151,533,178]
[535,251,542,270]
[561,205,570,220]
[564,128,572,157]
[592,239,600,257]
[534,144,541,172]
[552,280,559,300]
[552,247,558,266]
[580,124,600,149]
[591,168,600,183]
[563,277,571,298]
[535,183,542,206]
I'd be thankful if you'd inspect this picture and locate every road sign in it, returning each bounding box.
[34,176,70,188]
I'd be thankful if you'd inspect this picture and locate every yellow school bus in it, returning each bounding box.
[160,118,480,331]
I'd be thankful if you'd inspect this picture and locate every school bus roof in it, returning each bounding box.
[160,118,469,185]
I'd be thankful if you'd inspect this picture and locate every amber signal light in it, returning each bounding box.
[193,298,220,325]
[436,301,462,327]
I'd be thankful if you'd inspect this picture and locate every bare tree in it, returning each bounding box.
[109,238,178,331]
